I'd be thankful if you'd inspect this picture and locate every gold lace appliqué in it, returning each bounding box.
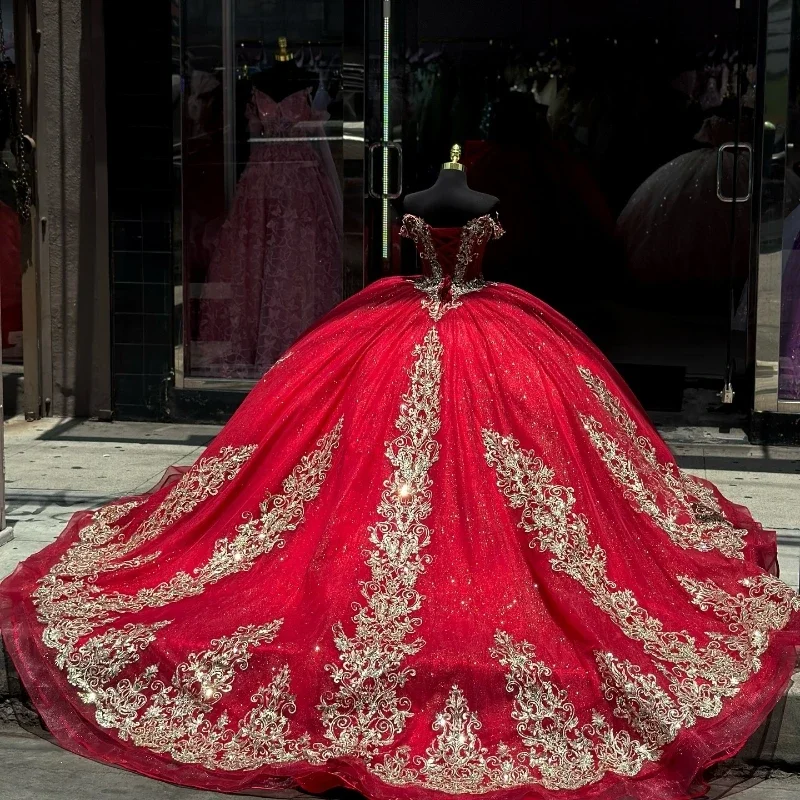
[578,366,746,558]
[34,444,258,661]
[90,619,310,768]
[372,630,655,793]
[400,214,503,321]
[316,328,443,759]
[483,427,800,738]
[36,445,258,610]
[38,420,343,657]
[372,684,517,793]
[596,573,800,751]
[36,425,342,685]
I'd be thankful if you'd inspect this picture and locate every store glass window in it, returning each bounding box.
[782,0,800,402]
[0,0,23,365]
[176,0,344,382]
[378,1,758,413]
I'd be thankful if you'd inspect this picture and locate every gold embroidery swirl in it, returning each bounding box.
[35,445,257,613]
[94,622,296,758]
[482,427,799,727]
[400,214,443,283]
[66,620,173,699]
[492,631,654,788]
[679,573,800,663]
[102,444,259,567]
[594,652,684,748]
[36,500,148,603]
[37,425,342,682]
[577,366,746,558]
[372,631,655,793]
[34,444,259,662]
[372,685,511,793]
[72,619,311,769]
[453,216,503,285]
[401,214,502,321]
[316,328,443,759]
[595,573,800,752]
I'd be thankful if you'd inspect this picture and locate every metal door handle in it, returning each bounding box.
[716,142,753,203]
[368,141,403,199]
[367,142,379,199]
[385,141,403,199]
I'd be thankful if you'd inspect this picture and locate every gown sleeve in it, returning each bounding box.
[490,213,505,239]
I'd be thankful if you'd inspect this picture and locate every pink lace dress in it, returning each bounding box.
[197,87,342,378]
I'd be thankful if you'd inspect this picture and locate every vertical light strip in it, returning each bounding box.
[221,0,236,210]
[381,4,390,259]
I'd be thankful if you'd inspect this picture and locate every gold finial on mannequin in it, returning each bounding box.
[442,143,465,171]
[275,36,294,62]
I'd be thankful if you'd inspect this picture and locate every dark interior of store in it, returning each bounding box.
[389,1,760,415]
[98,0,800,424]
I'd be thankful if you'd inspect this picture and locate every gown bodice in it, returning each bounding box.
[400,213,504,321]
[247,87,329,139]
[3,184,800,800]
[400,213,504,284]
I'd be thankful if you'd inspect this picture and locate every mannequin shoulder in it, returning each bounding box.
[473,190,500,214]
[402,188,431,215]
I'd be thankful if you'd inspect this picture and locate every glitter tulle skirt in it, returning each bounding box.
[2,276,799,800]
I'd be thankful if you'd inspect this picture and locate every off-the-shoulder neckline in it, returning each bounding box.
[401,213,496,231]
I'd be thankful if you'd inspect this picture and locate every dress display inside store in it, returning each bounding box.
[194,38,342,379]
[2,146,800,800]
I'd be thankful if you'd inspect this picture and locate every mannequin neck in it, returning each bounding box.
[434,168,469,188]
[402,165,499,227]
[253,62,315,101]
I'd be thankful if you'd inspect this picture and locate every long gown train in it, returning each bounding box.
[1,214,799,800]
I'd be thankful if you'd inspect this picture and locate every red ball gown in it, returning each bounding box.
[2,214,799,800]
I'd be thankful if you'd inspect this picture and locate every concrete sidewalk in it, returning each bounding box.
[1,416,800,799]
[1,416,218,579]
[1,728,797,800]
[4,417,798,586]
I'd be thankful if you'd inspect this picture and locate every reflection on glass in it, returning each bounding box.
[0,0,22,363]
[780,0,800,401]
[389,4,757,409]
[782,227,800,400]
[179,1,343,380]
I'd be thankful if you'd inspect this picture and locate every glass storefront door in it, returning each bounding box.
[367,1,760,414]
[1,0,23,367]
[169,1,778,420]
[776,0,800,408]
[752,0,800,416]
[173,0,363,388]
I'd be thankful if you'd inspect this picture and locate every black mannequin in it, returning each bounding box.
[403,145,499,227]
[251,37,316,103]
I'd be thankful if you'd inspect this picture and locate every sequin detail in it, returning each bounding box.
[578,366,746,558]
[492,631,655,788]
[372,631,655,793]
[36,446,257,613]
[38,500,148,597]
[36,426,341,683]
[316,328,443,759]
[34,444,258,662]
[595,573,800,750]
[47,420,342,640]
[483,428,799,728]
[400,214,503,321]
[86,620,308,768]
[372,685,519,793]
[66,621,173,697]
[400,214,443,283]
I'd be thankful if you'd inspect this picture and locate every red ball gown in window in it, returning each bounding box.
[2,215,799,800]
